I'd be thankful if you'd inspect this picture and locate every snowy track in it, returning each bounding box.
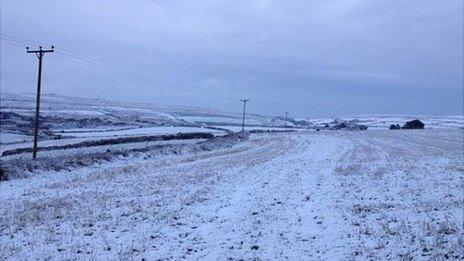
[1,130,463,260]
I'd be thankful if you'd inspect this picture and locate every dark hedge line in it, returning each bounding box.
[2,132,214,156]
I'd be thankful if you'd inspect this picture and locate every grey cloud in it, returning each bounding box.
[1,0,462,117]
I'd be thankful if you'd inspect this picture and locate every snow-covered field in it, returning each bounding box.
[1,93,462,157]
[0,127,225,155]
[1,129,462,260]
[302,115,464,130]
[0,92,294,155]
[57,126,224,138]
[0,132,32,144]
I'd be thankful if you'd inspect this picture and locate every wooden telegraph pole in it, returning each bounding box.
[27,46,54,159]
[240,99,249,132]
[284,112,288,128]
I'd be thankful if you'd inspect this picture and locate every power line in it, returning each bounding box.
[0,35,148,83]
[1,36,100,68]
[2,34,254,112]
[0,34,92,62]
[1,36,242,106]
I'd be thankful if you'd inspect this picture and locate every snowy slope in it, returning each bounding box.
[0,92,292,144]
[2,93,462,146]
[0,129,462,259]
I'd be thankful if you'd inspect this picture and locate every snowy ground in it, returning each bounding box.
[56,127,224,138]
[302,115,464,130]
[0,129,463,260]
[0,132,32,144]
[0,127,226,155]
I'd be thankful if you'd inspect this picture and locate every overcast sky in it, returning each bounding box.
[1,0,463,117]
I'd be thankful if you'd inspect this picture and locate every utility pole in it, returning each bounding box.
[284,112,288,128]
[240,99,249,132]
[27,46,54,159]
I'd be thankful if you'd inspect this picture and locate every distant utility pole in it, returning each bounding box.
[284,112,288,128]
[240,99,250,132]
[27,46,54,159]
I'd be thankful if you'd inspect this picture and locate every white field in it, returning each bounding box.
[58,126,224,138]
[303,115,464,130]
[0,126,226,155]
[180,116,264,125]
[0,132,32,144]
[215,125,292,132]
[1,129,462,260]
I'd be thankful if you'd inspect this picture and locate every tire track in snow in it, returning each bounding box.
[183,133,355,260]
